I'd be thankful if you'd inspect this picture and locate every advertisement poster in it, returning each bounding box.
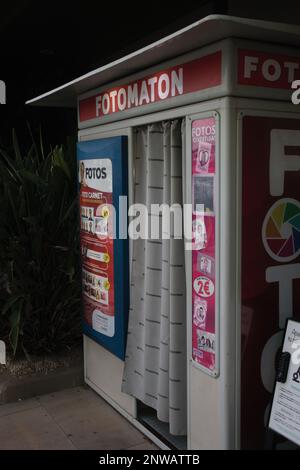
[79,158,115,337]
[77,137,129,360]
[191,117,217,374]
[241,116,300,449]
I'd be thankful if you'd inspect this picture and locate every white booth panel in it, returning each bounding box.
[84,335,136,418]
[189,370,221,449]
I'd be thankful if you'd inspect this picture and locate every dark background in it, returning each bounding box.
[0,0,300,148]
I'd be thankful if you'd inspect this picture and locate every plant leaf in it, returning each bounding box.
[9,300,23,356]
[1,294,23,316]
[19,169,48,188]
[12,129,24,168]
[52,146,71,180]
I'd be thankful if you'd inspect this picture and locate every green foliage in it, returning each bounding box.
[0,129,82,356]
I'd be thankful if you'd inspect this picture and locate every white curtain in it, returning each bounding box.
[122,120,187,436]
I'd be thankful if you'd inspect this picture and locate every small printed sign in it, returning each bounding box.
[193,276,215,298]
[269,319,300,446]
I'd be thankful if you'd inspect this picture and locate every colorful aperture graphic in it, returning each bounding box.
[263,199,300,262]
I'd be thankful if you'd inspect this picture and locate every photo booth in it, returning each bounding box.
[28,15,300,449]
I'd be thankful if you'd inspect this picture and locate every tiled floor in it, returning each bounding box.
[0,386,158,450]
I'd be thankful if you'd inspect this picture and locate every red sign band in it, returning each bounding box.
[79,51,222,123]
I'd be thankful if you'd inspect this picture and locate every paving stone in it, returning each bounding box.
[0,386,158,450]
[40,387,146,450]
[0,397,40,418]
[126,441,159,450]
[0,406,75,450]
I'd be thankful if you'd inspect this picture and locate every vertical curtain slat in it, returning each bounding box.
[122,119,186,436]
[169,120,187,435]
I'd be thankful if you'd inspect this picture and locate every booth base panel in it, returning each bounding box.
[84,335,135,416]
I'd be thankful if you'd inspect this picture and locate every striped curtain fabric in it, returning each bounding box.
[122,120,187,436]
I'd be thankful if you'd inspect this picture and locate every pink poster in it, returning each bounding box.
[192,117,217,373]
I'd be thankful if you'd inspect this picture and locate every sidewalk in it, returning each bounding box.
[0,386,158,450]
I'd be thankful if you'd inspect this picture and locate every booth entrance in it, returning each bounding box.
[27,16,300,449]
[123,120,188,449]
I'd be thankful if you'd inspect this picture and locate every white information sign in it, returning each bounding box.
[269,319,300,446]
